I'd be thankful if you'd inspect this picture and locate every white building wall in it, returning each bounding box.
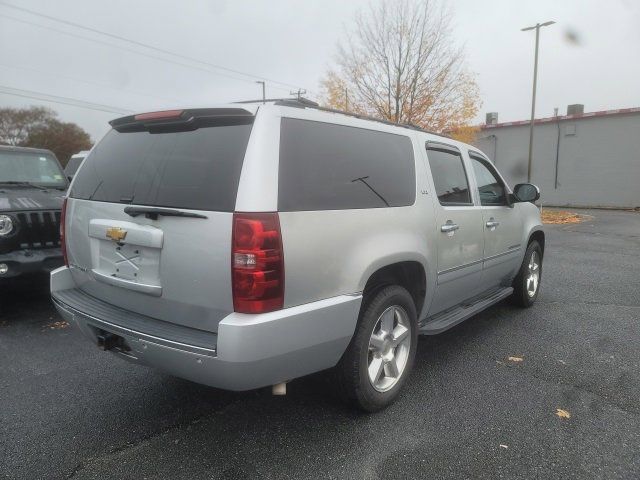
[474,113,640,208]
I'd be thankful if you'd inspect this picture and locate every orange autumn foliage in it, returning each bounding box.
[322,0,481,136]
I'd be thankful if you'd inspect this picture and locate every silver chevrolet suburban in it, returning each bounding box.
[51,100,544,411]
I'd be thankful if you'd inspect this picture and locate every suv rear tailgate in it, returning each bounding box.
[63,110,254,333]
[66,198,233,332]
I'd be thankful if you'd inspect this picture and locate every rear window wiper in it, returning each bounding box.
[123,206,208,220]
[0,181,49,191]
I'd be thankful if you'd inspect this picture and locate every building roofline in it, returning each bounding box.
[481,106,640,130]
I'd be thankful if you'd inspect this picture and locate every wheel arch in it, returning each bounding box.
[361,260,428,318]
[528,228,545,258]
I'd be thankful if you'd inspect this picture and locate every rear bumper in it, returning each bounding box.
[50,267,361,391]
[0,248,63,278]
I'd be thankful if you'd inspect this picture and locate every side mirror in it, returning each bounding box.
[513,183,540,203]
[67,175,73,182]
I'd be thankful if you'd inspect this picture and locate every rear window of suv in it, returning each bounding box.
[70,122,253,212]
[278,118,415,211]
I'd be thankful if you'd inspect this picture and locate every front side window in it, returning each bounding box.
[470,155,507,206]
[0,151,67,188]
[426,146,472,206]
[278,118,416,211]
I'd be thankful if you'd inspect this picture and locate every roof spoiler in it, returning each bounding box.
[110,108,254,133]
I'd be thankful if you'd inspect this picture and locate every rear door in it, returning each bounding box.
[66,109,255,332]
[425,142,484,315]
[468,152,523,289]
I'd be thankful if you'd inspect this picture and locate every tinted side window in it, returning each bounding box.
[278,119,415,211]
[471,156,507,206]
[70,122,253,212]
[426,146,472,205]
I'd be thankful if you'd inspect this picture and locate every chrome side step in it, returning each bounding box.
[419,287,513,335]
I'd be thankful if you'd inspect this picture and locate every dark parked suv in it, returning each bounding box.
[0,145,68,279]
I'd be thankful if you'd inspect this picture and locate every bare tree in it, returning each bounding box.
[322,0,480,136]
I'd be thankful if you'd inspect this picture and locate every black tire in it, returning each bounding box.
[335,285,418,412]
[511,240,543,307]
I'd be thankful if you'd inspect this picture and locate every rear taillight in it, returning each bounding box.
[232,212,284,314]
[60,197,68,266]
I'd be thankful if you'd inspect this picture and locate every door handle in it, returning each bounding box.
[485,219,500,229]
[441,223,459,233]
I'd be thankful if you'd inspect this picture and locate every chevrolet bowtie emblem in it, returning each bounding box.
[105,227,127,242]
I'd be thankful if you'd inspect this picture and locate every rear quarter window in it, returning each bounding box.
[70,122,253,212]
[278,118,416,211]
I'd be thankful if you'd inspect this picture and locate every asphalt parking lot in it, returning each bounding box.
[1,208,639,480]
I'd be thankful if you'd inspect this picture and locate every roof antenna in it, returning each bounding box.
[289,89,307,100]
[256,81,266,103]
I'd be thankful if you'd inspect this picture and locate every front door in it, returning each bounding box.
[425,142,484,315]
[469,153,523,290]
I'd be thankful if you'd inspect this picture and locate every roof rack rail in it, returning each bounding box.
[234,97,449,138]
[270,98,448,138]
[234,97,319,107]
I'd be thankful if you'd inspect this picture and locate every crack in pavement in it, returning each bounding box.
[64,397,248,479]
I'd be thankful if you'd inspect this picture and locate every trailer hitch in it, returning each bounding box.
[96,331,124,351]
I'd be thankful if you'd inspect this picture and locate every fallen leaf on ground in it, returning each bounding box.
[541,210,583,225]
[507,356,524,362]
[44,320,69,330]
[499,444,508,449]
[555,408,571,419]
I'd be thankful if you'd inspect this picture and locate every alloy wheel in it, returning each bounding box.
[526,251,540,297]
[367,305,412,392]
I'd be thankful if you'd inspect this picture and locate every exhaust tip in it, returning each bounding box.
[272,382,287,396]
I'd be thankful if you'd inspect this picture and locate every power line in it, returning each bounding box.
[0,1,309,93]
[0,13,292,93]
[0,85,132,114]
[0,62,182,104]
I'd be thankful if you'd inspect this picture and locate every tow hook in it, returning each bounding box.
[96,331,122,351]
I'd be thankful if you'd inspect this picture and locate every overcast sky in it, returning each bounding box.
[1,0,639,142]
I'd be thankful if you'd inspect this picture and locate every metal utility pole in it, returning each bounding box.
[521,20,555,183]
[290,89,307,100]
[255,81,265,103]
[345,88,349,111]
